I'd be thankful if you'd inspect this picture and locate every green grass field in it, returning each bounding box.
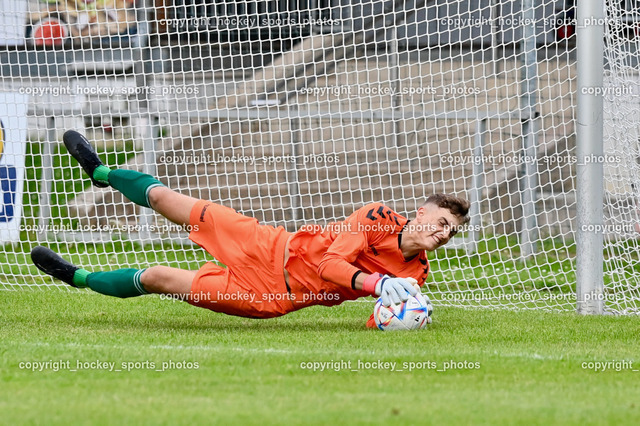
[3,138,640,424]
[2,290,640,425]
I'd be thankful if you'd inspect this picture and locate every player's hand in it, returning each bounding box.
[375,276,419,306]
[404,277,419,291]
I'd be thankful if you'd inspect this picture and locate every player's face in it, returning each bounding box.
[412,204,463,251]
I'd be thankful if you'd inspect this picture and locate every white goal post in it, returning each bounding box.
[1,0,638,314]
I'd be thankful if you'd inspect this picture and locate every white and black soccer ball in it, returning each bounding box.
[373,293,433,331]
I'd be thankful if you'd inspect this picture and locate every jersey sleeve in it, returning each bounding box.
[317,203,402,289]
[316,217,368,288]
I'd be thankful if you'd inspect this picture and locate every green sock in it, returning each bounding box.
[107,169,164,208]
[92,165,111,185]
[72,269,91,288]
[78,268,149,298]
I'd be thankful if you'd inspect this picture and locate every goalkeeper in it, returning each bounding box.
[32,131,470,325]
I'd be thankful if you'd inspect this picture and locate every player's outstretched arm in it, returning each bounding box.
[317,203,418,305]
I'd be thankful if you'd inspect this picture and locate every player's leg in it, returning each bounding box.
[31,246,194,298]
[139,265,195,296]
[63,130,195,227]
[31,245,285,317]
[146,186,195,228]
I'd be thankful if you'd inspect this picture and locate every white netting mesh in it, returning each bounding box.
[602,1,640,314]
[4,0,626,313]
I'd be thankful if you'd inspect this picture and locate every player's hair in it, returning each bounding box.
[423,194,471,224]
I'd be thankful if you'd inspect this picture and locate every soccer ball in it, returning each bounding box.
[373,293,433,331]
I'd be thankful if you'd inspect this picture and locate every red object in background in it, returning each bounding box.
[557,24,575,40]
[32,18,68,47]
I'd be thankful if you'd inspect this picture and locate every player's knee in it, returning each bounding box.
[147,186,171,211]
[141,265,171,293]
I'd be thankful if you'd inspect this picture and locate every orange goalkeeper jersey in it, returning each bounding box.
[285,202,430,311]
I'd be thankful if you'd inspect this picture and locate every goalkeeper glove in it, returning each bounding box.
[362,273,419,306]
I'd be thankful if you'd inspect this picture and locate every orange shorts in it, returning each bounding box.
[187,200,294,318]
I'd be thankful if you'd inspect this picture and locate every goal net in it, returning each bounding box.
[601,1,640,314]
[1,0,636,313]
